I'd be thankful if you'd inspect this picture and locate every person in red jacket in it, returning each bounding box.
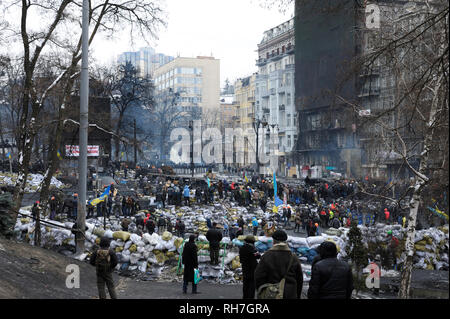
[384,208,390,224]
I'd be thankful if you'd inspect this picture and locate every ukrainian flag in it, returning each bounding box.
[89,185,111,206]
[6,152,11,159]
[57,150,62,160]
[273,173,283,207]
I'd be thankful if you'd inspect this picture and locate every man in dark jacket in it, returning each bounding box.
[307,241,353,299]
[239,235,261,299]
[206,222,223,265]
[182,235,199,294]
[90,237,118,299]
[254,230,303,299]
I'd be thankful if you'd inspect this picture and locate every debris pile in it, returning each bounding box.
[0,173,67,192]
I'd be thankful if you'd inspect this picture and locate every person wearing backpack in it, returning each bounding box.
[254,230,303,299]
[90,237,118,299]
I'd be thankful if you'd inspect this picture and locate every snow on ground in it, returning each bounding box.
[0,173,67,192]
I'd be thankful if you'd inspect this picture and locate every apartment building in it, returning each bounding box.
[255,18,296,176]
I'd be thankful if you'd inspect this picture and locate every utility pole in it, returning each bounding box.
[76,0,89,255]
[134,118,137,167]
[189,120,194,177]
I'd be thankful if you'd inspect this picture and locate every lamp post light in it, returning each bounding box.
[252,115,268,176]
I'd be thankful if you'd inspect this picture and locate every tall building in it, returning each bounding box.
[153,56,220,162]
[117,47,173,78]
[293,0,439,180]
[255,18,296,176]
[154,56,220,115]
[234,74,257,167]
[294,0,361,179]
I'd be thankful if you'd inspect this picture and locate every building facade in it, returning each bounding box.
[294,0,362,179]
[152,56,220,163]
[234,74,256,168]
[117,47,173,78]
[255,18,296,176]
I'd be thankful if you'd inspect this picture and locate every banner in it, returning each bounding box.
[65,145,100,157]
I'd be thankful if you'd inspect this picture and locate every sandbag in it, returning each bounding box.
[113,231,131,241]
[162,231,173,241]
[306,236,326,247]
[130,233,141,244]
[104,230,114,239]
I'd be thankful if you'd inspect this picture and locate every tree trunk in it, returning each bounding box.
[398,189,420,298]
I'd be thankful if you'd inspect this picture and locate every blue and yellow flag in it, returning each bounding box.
[6,152,11,159]
[57,150,62,160]
[89,185,111,206]
[273,173,283,207]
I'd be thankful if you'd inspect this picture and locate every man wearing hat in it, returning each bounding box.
[254,230,303,299]
[239,235,261,299]
[308,241,353,299]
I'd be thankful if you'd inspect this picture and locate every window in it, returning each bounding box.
[287,93,291,105]
[287,114,291,127]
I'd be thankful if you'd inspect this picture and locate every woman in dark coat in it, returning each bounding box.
[182,235,199,294]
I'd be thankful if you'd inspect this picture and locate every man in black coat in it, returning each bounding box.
[254,230,303,299]
[239,235,261,299]
[307,241,353,299]
[206,222,223,265]
[182,235,199,294]
[90,237,118,299]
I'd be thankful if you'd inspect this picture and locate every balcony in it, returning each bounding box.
[358,87,380,97]
[262,108,270,114]
[261,90,270,98]
[256,58,268,66]
[278,86,285,94]
[247,96,255,102]
[285,64,295,70]
[270,88,276,95]
[279,104,285,111]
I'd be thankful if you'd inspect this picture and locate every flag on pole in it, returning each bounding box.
[89,185,111,206]
[57,150,62,160]
[244,173,248,183]
[273,172,283,207]
[6,152,11,159]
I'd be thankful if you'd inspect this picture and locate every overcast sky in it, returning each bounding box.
[92,0,293,88]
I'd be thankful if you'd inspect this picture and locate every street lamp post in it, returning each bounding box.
[252,116,268,177]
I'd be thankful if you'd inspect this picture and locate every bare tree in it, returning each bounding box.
[339,0,448,298]
[0,0,165,230]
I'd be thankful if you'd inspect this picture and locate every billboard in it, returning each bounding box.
[65,145,100,157]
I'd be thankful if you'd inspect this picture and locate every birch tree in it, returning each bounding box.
[340,0,449,298]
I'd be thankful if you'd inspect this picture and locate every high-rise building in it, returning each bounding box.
[117,47,173,78]
[234,75,257,167]
[255,18,296,176]
[154,56,220,115]
[153,56,220,162]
